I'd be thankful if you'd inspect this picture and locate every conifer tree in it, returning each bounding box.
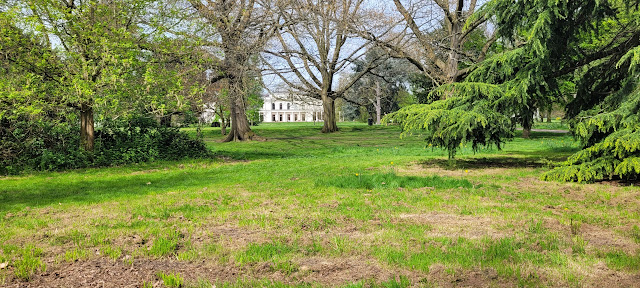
[386,0,640,181]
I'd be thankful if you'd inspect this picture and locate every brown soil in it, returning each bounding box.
[585,261,640,288]
[292,256,420,285]
[4,257,240,288]
[396,213,508,239]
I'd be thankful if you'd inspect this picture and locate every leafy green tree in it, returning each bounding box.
[3,0,185,151]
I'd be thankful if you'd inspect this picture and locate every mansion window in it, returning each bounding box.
[272,103,275,110]
[279,103,283,110]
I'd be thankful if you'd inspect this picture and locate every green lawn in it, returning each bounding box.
[1,122,639,287]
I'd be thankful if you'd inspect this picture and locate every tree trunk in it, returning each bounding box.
[546,107,552,123]
[446,21,462,86]
[375,81,382,125]
[522,127,531,139]
[223,85,254,142]
[80,103,95,151]
[160,114,172,127]
[321,93,338,133]
[220,121,227,135]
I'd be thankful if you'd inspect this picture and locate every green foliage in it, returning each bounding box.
[96,116,210,164]
[0,115,210,175]
[391,0,640,179]
[543,73,640,182]
[409,74,438,104]
[384,83,514,159]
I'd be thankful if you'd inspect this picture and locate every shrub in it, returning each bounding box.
[0,115,210,175]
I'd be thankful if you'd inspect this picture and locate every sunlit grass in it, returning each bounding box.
[0,122,637,286]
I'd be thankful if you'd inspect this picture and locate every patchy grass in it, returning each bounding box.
[0,122,639,287]
[317,173,473,190]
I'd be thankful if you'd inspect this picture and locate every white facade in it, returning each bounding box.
[259,93,324,123]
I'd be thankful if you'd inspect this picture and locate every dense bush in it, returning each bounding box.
[0,116,210,175]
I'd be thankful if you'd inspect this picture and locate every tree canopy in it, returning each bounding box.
[386,0,640,181]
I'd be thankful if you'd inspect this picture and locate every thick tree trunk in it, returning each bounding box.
[522,127,531,139]
[546,108,552,123]
[223,86,254,142]
[446,21,462,86]
[321,93,338,133]
[80,103,95,151]
[375,81,382,125]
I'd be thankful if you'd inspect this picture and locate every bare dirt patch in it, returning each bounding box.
[397,213,508,239]
[399,164,527,179]
[293,256,421,286]
[5,257,241,288]
[542,218,640,254]
[425,264,518,288]
[583,261,640,288]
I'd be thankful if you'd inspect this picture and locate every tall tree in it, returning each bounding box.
[189,0,279,141]
[3,0,173,151]
[343,48,415,124]
[387,0,640,172]
[264,0,392,133]
[388,0,497,86]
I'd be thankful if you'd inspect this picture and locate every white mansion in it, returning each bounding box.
[259,93,324,123]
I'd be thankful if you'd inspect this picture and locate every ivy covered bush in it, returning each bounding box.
[0,115,210,175]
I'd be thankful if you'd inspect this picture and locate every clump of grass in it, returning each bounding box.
[157,271,183,287]
[630,225,640,243]
[63,248,89,262]
[572,236,588,255]
[344,276,412,288]
[570,218,582,235]
[101,246,122,261]
[317,173,473,190]
[235,241,296,264]
[235,241,299,274]
[527,219,545,234]
[14,245,46,281]
[148,231,181,257]
[601,250,640,271]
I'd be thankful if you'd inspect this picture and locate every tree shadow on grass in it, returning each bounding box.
[420,156,562,170]
[0,169,224,212]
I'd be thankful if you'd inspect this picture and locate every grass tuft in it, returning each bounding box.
[157,271,183,287]
[148,231,181,257]
[14,245,46,281]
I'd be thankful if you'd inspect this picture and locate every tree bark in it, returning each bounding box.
[80,103,95,151]
[223,85,254,142]
[546,108,552,123]
[522,127,531,139]
[375,81,382,125]
[446,21,462,85]
[220,121,227,135]
[321,93,338,133]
